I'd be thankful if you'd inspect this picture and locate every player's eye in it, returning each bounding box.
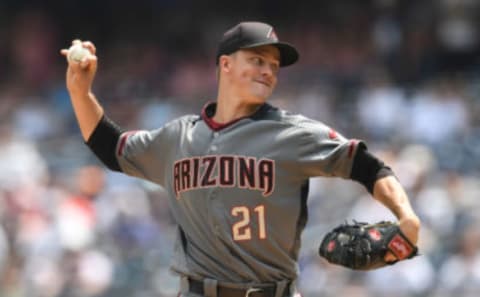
[270,63,279,74]
[250,56,264,66]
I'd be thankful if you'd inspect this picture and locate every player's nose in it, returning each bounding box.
[260,66,276,83]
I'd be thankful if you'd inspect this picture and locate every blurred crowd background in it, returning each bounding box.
[1,0,480,296]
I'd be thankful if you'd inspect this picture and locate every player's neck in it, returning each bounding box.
[213,96,263,123]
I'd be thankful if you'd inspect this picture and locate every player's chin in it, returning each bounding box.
[250,87,273,102]
[249,94,270,104]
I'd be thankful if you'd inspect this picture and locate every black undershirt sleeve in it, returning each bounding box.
[86,115,123,172]
[350,144,394,194]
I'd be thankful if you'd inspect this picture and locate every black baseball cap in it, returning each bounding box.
[216,22,299,67]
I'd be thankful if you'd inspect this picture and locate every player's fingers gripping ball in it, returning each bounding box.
[319,221,418,270]
[67,41,91,63]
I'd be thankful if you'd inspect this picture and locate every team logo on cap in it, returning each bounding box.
[267,28,278,41]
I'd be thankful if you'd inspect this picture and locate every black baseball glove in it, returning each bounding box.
[319,221,418,270]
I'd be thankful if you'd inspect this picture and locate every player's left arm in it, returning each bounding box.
[350,146,420,256]
[372,175,420,260]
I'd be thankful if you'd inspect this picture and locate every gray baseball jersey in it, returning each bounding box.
[115,102,363,283]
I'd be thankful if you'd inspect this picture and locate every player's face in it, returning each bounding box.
[229,45,280,103]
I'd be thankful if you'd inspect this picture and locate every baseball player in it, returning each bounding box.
[61,22,420,297]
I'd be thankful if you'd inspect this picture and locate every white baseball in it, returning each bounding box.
[67,43,90,63]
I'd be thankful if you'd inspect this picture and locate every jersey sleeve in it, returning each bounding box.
[296,118,365,179]
[115,120,179,187]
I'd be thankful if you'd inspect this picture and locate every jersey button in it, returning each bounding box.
[213,132,219,138]
[211,145,217,151]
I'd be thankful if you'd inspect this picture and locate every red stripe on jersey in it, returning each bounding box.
[328,129,337,139]
[348,140,358,158]
[205,116,236,131]
[201,102,254,131]
[116,131,137,156]
[202,109,244,131]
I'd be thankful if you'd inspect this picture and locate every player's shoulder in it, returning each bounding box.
[265,104,330,130]
[143,114,200,139]
[162,114,200,128]
[264,104,348,142]
[176,114,201,124]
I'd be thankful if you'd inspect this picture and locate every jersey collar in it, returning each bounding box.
[201,101,273,131]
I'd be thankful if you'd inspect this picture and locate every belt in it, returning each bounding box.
[188,278,289,297]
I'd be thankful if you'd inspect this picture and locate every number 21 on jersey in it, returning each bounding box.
[231,205,266,241]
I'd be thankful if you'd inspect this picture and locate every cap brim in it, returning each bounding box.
[241,42,299,67]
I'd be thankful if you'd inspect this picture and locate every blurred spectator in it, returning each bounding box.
[436,221,480,297]
[408,78,469,151]
[356,66,408,141]
[9,9,59,90]
[365,256,435,297]
[0,120,49,191]
[56,166,105,252]
[0,225,8,275]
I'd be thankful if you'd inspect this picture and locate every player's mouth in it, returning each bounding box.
[253,79,272,88]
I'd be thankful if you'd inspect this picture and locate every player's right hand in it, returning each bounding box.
[60,40,98,95]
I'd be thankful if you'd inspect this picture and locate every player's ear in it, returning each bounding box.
[219,55,232,73]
